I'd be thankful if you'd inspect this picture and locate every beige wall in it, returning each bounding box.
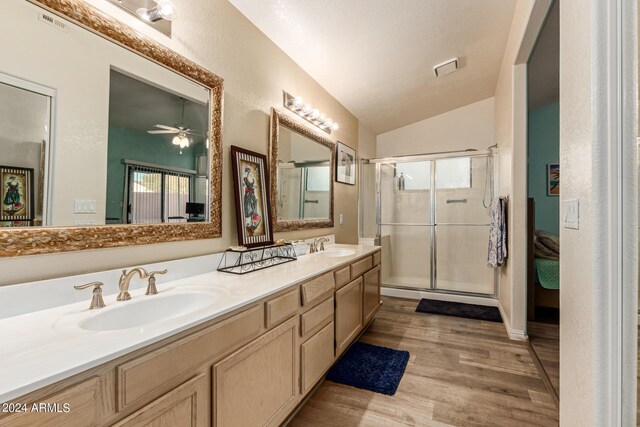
[376,97,495,157]
[494,0,550,337]
[0,0,361,285]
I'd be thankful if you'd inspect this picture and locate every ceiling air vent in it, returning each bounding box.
[38,12,69,33]
[433,58,459,77]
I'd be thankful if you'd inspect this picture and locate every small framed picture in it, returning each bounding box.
[230,146,274,248]
[1,166,34,221]
[547,163,559,196]
[335,141,356,185]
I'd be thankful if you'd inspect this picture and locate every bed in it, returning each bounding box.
[527,198,560,320]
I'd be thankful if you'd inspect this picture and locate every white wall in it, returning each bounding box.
[376,97,495,157]
[0,0,361,285]
[493,0,551,340]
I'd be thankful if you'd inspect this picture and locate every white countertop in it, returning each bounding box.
[0,243,379,403]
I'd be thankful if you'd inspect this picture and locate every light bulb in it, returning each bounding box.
[293,96,304,108]
[324,118,334,128]
[310,109,320,120]
[172,135,181,145]
[332,122,339,130]
[318,114,326,123]
[302,104,312,114]
[155,0,176,20]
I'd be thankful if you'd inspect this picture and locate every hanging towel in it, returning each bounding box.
[488,196,508,268]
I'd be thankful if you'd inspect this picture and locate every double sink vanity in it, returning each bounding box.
[0,244,382,426]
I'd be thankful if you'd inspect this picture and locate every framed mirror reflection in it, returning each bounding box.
[269,108,334,231]
[0,0,223,256]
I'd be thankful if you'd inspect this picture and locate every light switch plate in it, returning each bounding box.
[74,199,97,214]
[339,213,344,225]
[563,199,579,229]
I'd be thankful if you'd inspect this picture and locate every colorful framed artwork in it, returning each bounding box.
[547,163,559,196]
[230,146,274,248]
[1,166,34,221]
[336,141,356,185]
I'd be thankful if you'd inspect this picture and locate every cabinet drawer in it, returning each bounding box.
[116,304,263,412]
[300,322,335,395]
[0,377,99,427]
[350,256,373,279]
[372,251,381,266]
[265,288,299,329]
[334,266,351,290]
[300,272,335,306]
[112,373,209,427]
[300,296,334,337]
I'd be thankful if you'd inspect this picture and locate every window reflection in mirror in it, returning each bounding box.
[276,125,332,221]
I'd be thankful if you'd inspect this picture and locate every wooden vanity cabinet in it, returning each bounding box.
[0,249,382,427]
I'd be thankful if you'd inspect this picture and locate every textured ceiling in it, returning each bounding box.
[229,0,518,134]
[528,0,559,109]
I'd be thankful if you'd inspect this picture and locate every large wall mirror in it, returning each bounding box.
[269,108,334,231]
[0,0,223,256]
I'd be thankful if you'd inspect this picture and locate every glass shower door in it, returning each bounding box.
[379,160,433,290]
[434,156,496,295]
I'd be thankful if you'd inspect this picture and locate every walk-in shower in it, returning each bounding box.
[360,149,497,297]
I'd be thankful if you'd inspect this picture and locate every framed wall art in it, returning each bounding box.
[336,141,356,185]
[547,163,559,196]
[1,166,34,222]
[230,146,273,247]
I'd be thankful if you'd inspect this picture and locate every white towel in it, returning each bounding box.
[488,197,508,268]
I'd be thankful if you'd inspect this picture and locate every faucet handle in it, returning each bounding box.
[146,269,168,295]
[74,281,105,310]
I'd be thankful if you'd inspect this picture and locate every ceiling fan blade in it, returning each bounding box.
[184,130,202,137]
[147,130,179,134]
[154,124,179,131]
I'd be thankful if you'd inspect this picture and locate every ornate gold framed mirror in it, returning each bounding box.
[0,0,223,257]
[269,108,334,231]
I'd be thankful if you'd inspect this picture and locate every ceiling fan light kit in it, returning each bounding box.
[147,98,197,153]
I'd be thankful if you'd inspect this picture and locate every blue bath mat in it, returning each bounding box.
[326,342,410,395]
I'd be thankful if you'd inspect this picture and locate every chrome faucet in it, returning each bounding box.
[117,267,148,301]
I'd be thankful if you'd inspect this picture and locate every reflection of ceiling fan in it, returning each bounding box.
[146,98,200,153]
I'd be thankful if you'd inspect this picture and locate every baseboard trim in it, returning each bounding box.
[497,303,527,341]
[381,287,498,307]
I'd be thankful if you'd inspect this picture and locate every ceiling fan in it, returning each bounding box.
[146,98,200,153]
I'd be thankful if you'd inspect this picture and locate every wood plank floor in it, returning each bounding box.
[290,297,559,427]
[527,322,559,399]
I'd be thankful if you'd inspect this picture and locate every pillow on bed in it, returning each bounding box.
[534,230,559,259]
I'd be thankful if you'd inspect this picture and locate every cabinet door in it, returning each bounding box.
[363,265,381,325]
[300,321,335,395]
[213,317,298,427]
[335,277,363,356]
[0,377,100,427]
[112,373,209,427]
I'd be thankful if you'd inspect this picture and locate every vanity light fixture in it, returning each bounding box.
[137,0,177,23]
[283,91,339,134]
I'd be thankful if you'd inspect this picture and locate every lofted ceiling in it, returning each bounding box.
[229,0,518,135]
[108,70,209,145]
[528,0,559,109]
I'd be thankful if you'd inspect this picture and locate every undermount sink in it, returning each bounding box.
[317,249,356,258]
[77,290,221,332]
